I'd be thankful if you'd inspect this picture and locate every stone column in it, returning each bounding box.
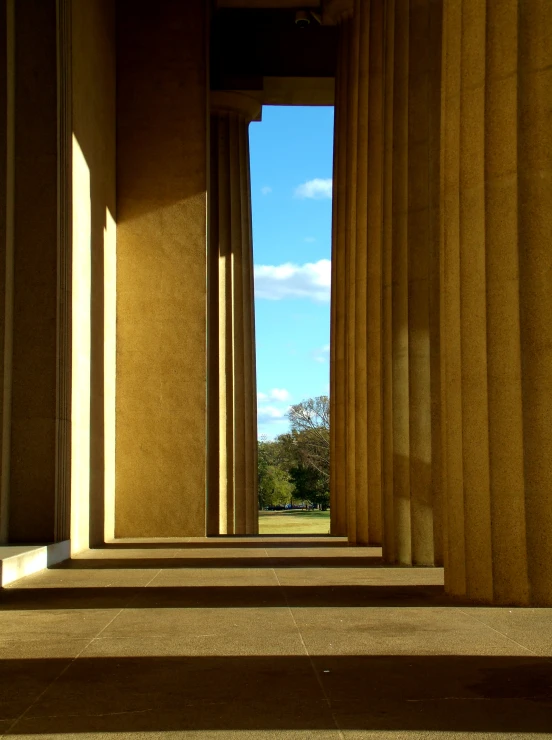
[116,0,209,538]
[380,0,442,566]
[5,0,59,543]
[328,0,350,537]
[208,92,259,536]
[327,0,384,546]
[441,0,552,605]
[0,0,10,543]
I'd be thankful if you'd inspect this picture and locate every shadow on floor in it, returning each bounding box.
[55,556,385,569]
[1,584,452,610]
[99,538,350,549]
[2,655,551,734]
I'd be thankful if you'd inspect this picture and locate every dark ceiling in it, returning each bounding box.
[211,9,338,91]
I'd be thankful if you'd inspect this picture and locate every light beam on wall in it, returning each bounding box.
[70,135,91,554]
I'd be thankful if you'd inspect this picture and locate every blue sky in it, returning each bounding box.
[249,106,334,439]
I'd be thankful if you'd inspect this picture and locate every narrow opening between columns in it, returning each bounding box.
[250,105,334,535]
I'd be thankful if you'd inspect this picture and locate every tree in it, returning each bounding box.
[289,464,330,510]
[258,439,294,508]
[257,396,331,511]
[287,395,329,480]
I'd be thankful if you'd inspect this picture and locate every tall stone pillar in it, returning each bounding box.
[0,0,113,552]
[441,0,552,605]
[328,0,384,546]
[1,0,59,543]
[328,0,350,537]
[116,0,209,538]
[208,92,259,536]
[380,0,442,565]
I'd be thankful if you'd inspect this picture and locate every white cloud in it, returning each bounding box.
[254,259,331,302]
[312,344,330,364]
[304,236,316,243]
[257,405,289,426]
[257,388,291,403]
[261,185,272,195]
[269,388,290,402]
[294,178,333,199]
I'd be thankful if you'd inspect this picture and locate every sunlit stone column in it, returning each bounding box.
[328,0,384,546]
[208,92,259,536]
[381,0,442,565]
[441,0,552,605]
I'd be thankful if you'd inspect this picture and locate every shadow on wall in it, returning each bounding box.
[380,450,440,567]
[0,655,550,734]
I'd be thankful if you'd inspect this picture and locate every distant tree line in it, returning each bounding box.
[258,395,330,511]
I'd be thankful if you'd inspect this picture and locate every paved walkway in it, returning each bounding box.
[1,536,551,738]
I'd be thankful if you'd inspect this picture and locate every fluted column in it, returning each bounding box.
[380,0,442,565]
[441,0,552,605]
[329,2,349,536]
[328,0,384,546]
[208,92,259,536]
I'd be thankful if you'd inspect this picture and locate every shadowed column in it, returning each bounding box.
[329,2,350,537]
[208,92,259,536]
[327,0,384,546]
[381,0,442,566]
[440,0,552,605]
[5,0,58,543]
[329,0,442,558]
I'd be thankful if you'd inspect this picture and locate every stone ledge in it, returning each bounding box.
[0,540,70,587]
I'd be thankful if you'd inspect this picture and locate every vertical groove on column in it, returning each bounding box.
[218,115,233,535]
[240,119,258,536]
[207,116,221,536]
[245,124,259,536]
[485,0,528,604]
[441,0,466,595]
[353,0,369,545]
[330,20,349,537]
[428,0,443,566]
[229,114,246,535]
[381,0,395,563]
[366,0,384,546]
[458,0,493,602]
[329,74,338,532]
[329,63,339,533]
[438,45,448,577]
[240,120,252,536]
[408,0,433,566]
[391,0,411,565]
[0,0,14,544]
[518,0,552,605]
[54,0,72,543]
[345,14,360,543]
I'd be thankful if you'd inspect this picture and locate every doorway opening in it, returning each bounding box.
[250,105,334,535]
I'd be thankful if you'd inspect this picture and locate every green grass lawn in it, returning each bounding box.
[258,510,331,535]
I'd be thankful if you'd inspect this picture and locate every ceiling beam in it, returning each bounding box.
[217,1,320,8]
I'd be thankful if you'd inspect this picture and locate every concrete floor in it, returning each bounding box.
[1,536,551,739]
